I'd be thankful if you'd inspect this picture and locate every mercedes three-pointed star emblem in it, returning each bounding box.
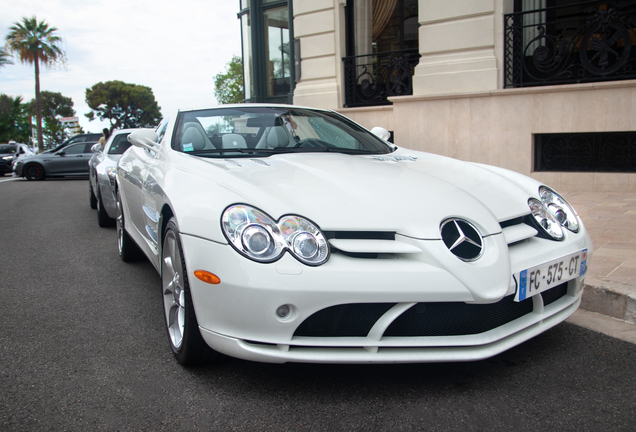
[440,219,484,261]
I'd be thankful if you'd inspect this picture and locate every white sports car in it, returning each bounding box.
[117,105,593,366]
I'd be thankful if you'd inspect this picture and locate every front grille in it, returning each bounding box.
[294,283,569,338]
[541,282,568,306]
[293,303,396,337]
[384,295,533,337]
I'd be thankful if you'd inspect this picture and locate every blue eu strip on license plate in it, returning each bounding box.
[515,249,587,302]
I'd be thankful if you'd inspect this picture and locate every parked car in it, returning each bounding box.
[0,143,34,176]
[13,141,97,180]
[42,133,103,154]
[88,129,134,227]
[117,104,593,366]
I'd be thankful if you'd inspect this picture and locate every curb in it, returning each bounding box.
[581,277,636,324]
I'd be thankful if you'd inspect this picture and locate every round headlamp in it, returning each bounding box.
[528,198,564,240]
[222,205,329,266]
[539,186,579,233]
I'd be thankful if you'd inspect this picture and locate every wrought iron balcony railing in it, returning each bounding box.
[343,49,420,107]
[504,1,636,88]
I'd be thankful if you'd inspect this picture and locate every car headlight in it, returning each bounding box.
[222,204,329,266]
[528,198,564,240]
[2,156,13,160]
[107,167,117,186]
[539,186,579,233]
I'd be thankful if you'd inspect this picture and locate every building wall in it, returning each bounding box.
[293,0,636,192]
[340,79,636,193]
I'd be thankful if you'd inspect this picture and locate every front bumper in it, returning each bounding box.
[0,159,12,174]
[13,162,24,176]
[180,229,592,364]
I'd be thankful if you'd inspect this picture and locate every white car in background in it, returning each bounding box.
[88,129,134,227]
[116,105,593,366]
[0,142,34,176]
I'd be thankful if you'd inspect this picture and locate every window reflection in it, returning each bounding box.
[264,6,290,96]
[241,13,253,100]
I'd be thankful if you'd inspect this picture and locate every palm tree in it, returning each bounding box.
[5,16,65,152]
[0,48,13,69]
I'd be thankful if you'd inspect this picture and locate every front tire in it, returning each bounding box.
[116,190,143,262]
[89,182,97,209]
[24,164,45,181]
[96,186,115,227]
[162,218,218,366]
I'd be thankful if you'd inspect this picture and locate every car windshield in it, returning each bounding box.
[172,107,392,158]
[0,145,17,154]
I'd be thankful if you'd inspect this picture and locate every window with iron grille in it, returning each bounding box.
[534,131,636,172]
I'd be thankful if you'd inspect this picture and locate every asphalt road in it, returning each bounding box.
[1,177,635,431]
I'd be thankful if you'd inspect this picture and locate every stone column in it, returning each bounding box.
[413,0,502,95]
[292,0,345,109]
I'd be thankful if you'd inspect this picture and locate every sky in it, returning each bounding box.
[0,0,243,133]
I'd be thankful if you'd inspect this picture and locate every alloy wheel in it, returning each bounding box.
[162,230,186,349]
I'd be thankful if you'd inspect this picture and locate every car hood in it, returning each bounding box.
[181,148,539,240]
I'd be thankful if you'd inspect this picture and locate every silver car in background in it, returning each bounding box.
[89,129,134,227]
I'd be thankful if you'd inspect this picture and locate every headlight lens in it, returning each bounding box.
[107,167,117,186]
[222,205,329,266]
[2,155,13,160]
[539,186,579,232]
[528,198,564,240]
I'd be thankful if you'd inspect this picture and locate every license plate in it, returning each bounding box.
[515,249,587,302]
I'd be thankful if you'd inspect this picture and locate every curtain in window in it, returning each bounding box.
[372,0,399,41]
[523,0,547,55]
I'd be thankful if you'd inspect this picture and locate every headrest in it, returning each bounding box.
[222,134,248,149]
[267,127,290,148]
[181,126,205,152]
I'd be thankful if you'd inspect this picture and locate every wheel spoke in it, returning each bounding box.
[163,255,175,277]
[168,303,180,328]
[164,279,174,296]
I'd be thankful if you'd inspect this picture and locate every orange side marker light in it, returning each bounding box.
[194,270,221,285]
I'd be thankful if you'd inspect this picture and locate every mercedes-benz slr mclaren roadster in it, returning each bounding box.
[116,105,593,366]
[89,129,134,227]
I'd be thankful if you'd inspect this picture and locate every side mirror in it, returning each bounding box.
[128,129,159,150]
[91,143,103,153]
[371,126,391,141]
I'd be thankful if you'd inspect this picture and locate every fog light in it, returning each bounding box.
[276,304,291,318]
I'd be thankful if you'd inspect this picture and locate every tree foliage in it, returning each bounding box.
[5,16,65,152]
[0,48,13,69]
[214,55,244,105]
[85,80,162,131]
[0,94,31,143]
[25,91,75,146]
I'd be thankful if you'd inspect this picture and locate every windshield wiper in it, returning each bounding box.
[187,147,383,157]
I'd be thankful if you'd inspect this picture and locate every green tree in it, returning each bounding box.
[0,94,31,143]
[25,91,75,147]
[85,80,162,131]
[214,55,244,104]
[0,48,13,69]
[5,16,65,153]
